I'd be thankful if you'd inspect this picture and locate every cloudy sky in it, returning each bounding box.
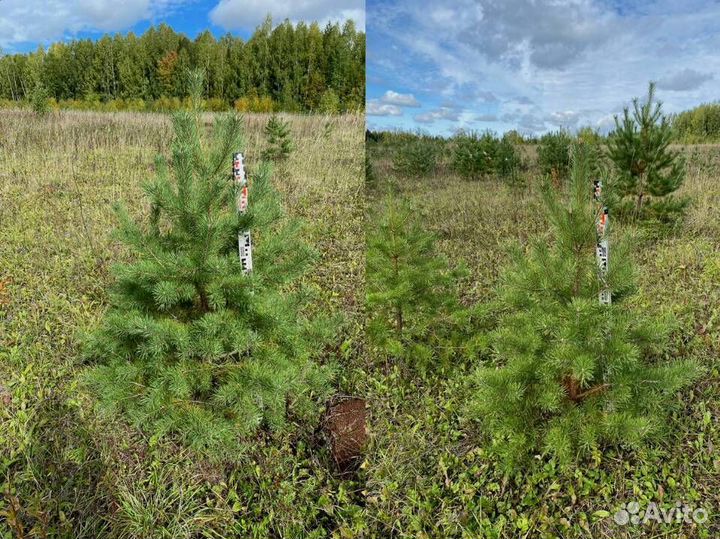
[367,0,720,136]
[0,0,364,52]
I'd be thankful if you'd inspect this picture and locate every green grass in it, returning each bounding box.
[0,110,364,538]
[359,139,720,538]
[1,111,719,538]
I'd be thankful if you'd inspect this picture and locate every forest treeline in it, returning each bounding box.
[367,101,720,144]
[672,102,720,142]
[0,18,365,113]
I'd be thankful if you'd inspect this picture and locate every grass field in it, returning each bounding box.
[0,110,365,538]
[1,109,719,538]
[361,139,720,538]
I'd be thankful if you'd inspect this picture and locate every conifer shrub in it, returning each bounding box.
[467,145,698,468]
[607,82,688,223]
[450,131,521,181]
[261,115,294,162]
[392,137,439,177]
[537,130,572,182]
[82,77,332,454]
[576,126,603,146]
[496,134,523,179]
[366,198,481,372]
[451,131,497,180]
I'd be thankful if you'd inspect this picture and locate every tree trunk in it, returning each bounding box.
[635,191,644,220]
[395,304,403,337]
[563,375,610,403]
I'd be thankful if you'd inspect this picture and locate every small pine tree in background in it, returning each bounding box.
[451,131,521,181]
[392,136,439,177]
[496,133,523,180]
[451,131,497,180]
[537,130,572,183]
[30,81,50,116]
[261,114,294,162]
[607,82,688,223]
[467,144,698,468]
[366,198,480,372]
[83,73,332,454]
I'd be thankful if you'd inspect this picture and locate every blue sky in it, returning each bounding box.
[367,0,720,136]
[0,0,364,53]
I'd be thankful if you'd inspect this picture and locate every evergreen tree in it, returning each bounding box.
[82,74,331,453]
[366,198,477,371]
[393,136,438,177]
[261,115,294,162]
[496,133,522,180]
[537,130,572,183]
[451,131,497,180]
[467,145,698,468]
[607,82,688,222]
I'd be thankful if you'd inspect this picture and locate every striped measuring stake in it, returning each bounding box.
[233,152,253,274]
[593,179,611,305]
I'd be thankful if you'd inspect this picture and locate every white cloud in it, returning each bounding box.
[546,110,581,128]
[0,0,184,48]
[367,100,403,116]
[380,90,420,107]
[368,0,720,134]
[209,0,365,31]
[414,107,460,123]
[656,68,714,91]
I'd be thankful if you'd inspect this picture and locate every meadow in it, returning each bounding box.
[0,110,366,538]
[1,107,719,539]
[361,136,720,538]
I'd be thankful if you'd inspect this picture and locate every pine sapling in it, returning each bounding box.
[607,82,688,223]
[451,131,497,180]
[537,130,572,184]
[261,114,294,162]
[392,136,439,177]
[467,144,698,468]
[366,198,479,371]
[82,74,332,454]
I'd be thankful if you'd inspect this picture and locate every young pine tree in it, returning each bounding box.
[537,130,573,184]
[261,114,294,162]
[366,199,477,371]
[467,145,698,468]
[83,75,331,453]
[607,82,688,222]
[392,136,439,177]
[451,131,497,180]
